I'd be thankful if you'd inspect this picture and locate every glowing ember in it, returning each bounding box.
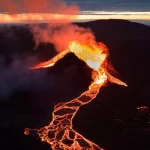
[25,41,127,149]
[136,106,149,111]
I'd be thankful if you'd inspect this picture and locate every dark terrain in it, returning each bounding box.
[0,20,150,150]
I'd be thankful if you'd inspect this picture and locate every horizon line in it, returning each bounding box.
[0,13,150,24]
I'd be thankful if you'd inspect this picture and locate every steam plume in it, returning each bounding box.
[0,0,96,98]
[0,0,95,52]
[31,24,95,51]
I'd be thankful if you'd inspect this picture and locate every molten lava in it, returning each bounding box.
[25,41,127,150]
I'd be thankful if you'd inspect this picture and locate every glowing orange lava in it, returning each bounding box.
[136,106,149,111]
[25,41,127,150]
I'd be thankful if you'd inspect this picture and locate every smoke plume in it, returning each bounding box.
[0,0,95,51]
[1,0,79,15]
[31,24,95,51]
[0,0,96,98]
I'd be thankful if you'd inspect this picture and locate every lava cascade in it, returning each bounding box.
[25,41,127,150]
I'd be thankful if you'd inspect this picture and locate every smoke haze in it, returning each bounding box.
[31,24,95,51]
[0,0,96,98]
[0,55,48,98]
[0,0,96,51]
[1,0,79,14]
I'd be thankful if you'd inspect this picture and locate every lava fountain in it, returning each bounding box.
[24,41,127,150]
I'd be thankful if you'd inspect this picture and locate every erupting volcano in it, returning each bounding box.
[24,41,127,150]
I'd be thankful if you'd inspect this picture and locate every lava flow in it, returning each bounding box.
[25,41,127,150]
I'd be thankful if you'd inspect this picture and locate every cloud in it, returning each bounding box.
[0,0,79,14]
[0,0,96,52]
[0,0,96,99]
